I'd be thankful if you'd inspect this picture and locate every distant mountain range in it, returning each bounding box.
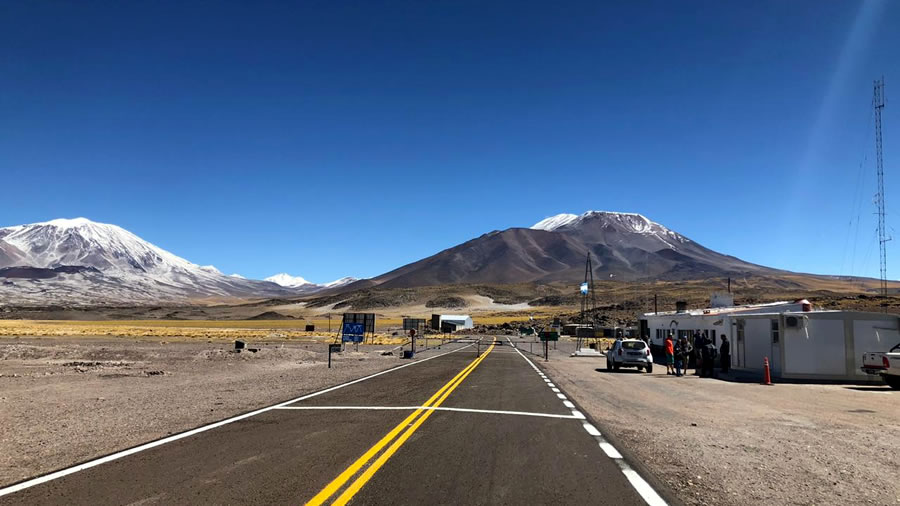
[0,218,352,304]
[0,212,789,304]
[264,273,358,290]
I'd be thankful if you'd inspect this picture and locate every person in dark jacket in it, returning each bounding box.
[700,336,717,377]
[693,332,704,376]
[719,335,731,373]
[674,336,688,377]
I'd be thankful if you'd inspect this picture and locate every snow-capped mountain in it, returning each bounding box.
[532,211,690,250]
[265,273,358,290]
[265,273,313,288]
[369,210,779,287]
[0,218,315,304]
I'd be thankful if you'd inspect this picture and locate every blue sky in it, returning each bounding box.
[1,1,898,282]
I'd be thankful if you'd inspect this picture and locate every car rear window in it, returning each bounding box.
[622,341,646,350]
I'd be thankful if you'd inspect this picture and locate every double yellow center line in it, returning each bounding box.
[306,340,496,505]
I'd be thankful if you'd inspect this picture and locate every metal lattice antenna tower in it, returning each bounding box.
[874,77,888,296]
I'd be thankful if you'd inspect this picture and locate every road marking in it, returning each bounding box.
[583,423,601,436]
[0,342,475,499]
[274,405,579,419]
[327,343,496,506]
[620,463,668,506]
[571,410,585,419]
[307,342,495,505]
[599,442,623,459]
[551,388,561,393]
[547,383,556,388]
[506,336,669,506]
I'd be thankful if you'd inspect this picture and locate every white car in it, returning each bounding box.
[862,342,900,390]
[606,339,653,373]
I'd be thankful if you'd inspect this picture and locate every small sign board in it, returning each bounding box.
[329,343,342,353]
[342,322,365,343]
[539,331,559,342]
[403,318,426,331]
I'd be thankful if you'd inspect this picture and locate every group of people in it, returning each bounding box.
[663,331,730,377]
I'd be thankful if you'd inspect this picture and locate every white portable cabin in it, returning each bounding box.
[438,314,474,330]
[639,300,899,382]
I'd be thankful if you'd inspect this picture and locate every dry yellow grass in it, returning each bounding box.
[0,320,407,344]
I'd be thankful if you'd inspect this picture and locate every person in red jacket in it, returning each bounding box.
[664,333,675,375]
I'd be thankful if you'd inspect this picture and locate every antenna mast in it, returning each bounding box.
[874,77,888,296]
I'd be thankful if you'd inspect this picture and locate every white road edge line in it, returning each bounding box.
[273,405,580,419]
[0,342,475,498]
[620,463,668,506]
[582,423,602,436]
[599,442,623,459]
[506,336,668,506]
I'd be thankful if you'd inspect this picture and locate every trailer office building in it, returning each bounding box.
[639,300,898,382]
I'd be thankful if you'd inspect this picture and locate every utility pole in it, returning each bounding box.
[874,77,889,297]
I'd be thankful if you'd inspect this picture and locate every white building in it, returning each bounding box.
[639,298,899,382]
[433,314,474,330]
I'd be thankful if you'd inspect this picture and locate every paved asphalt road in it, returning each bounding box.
[0,338,661,505]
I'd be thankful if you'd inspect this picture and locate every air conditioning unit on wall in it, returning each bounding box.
[785,316,806,328]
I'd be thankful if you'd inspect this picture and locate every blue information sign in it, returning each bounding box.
[342,322,365,343]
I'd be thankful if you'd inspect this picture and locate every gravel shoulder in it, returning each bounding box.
[0,336,456,486]
[531,341,900,506]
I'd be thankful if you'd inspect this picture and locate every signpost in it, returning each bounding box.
[328,343,341,368]
[403,318,427,352]
[539,331,559,362]
[339,313,375,347]
[342,322,365,351]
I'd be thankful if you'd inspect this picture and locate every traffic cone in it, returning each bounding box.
[763,357,772,385]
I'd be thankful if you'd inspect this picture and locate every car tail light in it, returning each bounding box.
[645,348,650,356]
[885,357,891,369]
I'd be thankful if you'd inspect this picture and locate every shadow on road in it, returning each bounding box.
[594,368,645,375]
[843,386,894,392]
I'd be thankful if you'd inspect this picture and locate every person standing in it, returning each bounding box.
[720,334,731,374]
[664,333,675,375]
[674,337,687,377]
[693,331,704,376]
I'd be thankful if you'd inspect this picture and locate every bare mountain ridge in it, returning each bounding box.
[369,211,781,289]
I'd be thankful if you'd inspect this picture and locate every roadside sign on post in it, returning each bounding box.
[342,322,365,343]
[539,331,559,342]
[328,343,341,368]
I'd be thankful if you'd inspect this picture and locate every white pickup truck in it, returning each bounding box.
[862,342,900,390]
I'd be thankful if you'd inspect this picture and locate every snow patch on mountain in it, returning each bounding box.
[531,210,689,248]
[531,214,578,231]
[265,273,313,288]
[323,276,358,288]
